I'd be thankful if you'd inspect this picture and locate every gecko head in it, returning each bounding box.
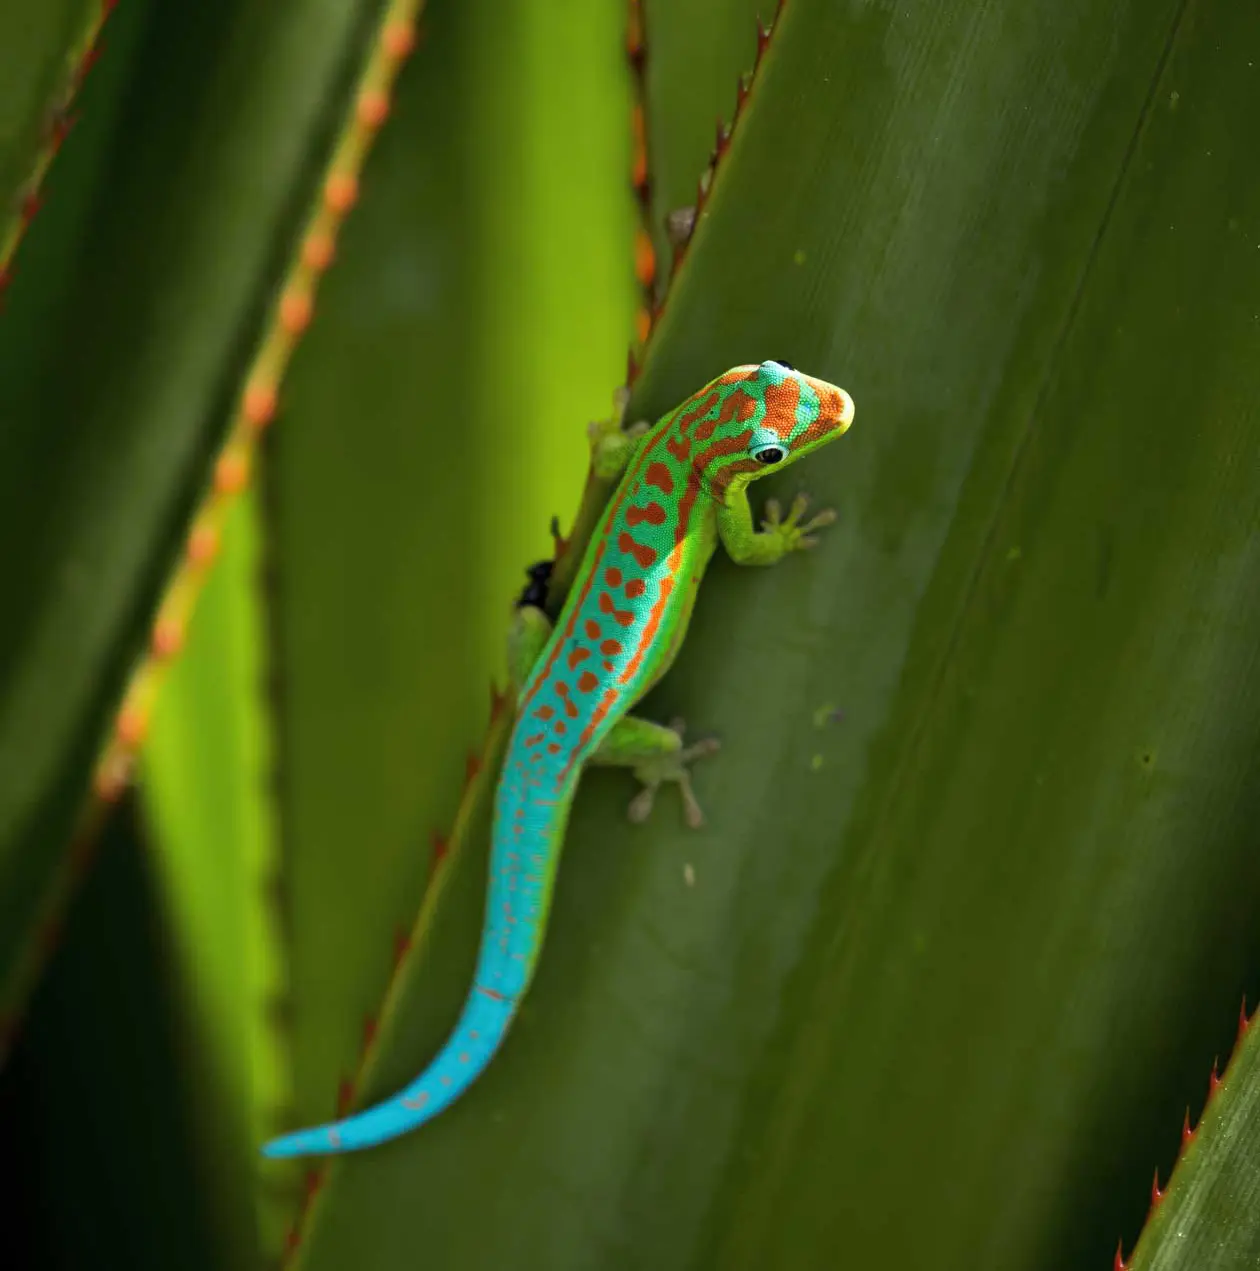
[695,360,855,497]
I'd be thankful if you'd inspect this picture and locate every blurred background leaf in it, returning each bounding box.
[141,490,282,1265]
[0,0,1257,1269]
[0,0,384,1025]
[0,0,101,268]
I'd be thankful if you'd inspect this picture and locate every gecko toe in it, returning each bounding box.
[627,785,658,823]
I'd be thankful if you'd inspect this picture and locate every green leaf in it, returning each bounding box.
[291,0,1260,1267]
[638,0,767,275]
[1130,1015,1260,1270]
[0,804,224,1271]
[140,491,283,1267]
[5,0,1258,1266]
[0,0,383,1020]
[0,0,96,254]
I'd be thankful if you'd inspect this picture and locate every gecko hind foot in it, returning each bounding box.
[626,718,720,830]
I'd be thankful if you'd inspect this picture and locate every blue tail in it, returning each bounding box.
[261,986,516,1158]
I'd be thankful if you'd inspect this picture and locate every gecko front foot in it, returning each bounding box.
[760,493,837,553]
[625,718,721,830]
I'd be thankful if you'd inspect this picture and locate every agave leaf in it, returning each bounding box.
[0,0,384,1021]
[636,0,768,273]
[0,0,98,263]
[1,0,1255,1267]
[0,0,152,1030]
[0,803,223,1271]
[140,491,282,1267]
[292,0,1260,1268]
[1129,1013,1260,1270]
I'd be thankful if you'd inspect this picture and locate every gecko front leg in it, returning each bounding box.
[717,490,837,566]
[589,408,651,479]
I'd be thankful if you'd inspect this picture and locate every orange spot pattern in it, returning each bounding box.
[645,461,674,494]
[599,592,635,627]
[626,501,666,527]
[617,532,657,568]
[666,433,691,463]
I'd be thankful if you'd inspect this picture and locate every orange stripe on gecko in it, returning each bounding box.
[697,428,756,497]
[674,388,719,436]
[695,388,755,440]
[560,683,622,781]
[674,471,706,547]
[618,544,681,686]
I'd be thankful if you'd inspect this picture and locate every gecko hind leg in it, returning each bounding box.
[507,605,553,698]
[588,716,720,829]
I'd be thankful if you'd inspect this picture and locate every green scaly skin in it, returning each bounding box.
[262,360,854,1158]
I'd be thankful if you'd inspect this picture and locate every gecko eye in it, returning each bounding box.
[748,426,787,465]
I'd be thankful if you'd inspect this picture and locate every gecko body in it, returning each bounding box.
[262,361,853,1158]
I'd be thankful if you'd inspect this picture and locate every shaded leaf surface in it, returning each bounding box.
[0,0,381,1008]
[294,1,1260,1268]
[0,803,221,1271]
[141,492,281,1267]
[638,0,768,286]
[0,0,92,237]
